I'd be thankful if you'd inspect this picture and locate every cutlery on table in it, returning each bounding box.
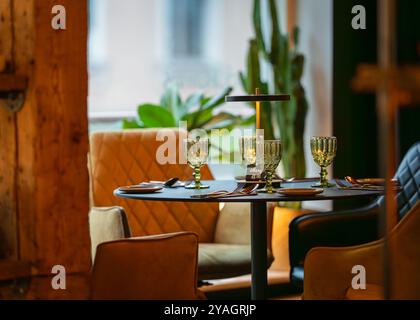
[344,176,383,188]
[344,176,359,185]
[191,183,259,199]
[336,179,388,191]
[342,176,401,191]
[345,176,400,186]
[207,184,259,199]
[140,177,180,188]
[190,183,246,199]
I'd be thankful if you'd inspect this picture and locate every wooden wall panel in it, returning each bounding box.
[0,109,17,259]
[0,0,17,259]
[0,0,13,70]
[16,0,90,276]
[13,0,42,271]
[0,0,90,298]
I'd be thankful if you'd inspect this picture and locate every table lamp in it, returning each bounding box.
[225,88,290,130]
[225,89,290,181]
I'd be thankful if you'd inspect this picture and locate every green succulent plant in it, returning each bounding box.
[240,0,309,179]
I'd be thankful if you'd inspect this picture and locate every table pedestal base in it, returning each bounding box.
[251,202,268,300]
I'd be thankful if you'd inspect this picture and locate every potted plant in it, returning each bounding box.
[122,84,251,131]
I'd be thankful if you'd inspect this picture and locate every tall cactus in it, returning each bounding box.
[240,0,308,179]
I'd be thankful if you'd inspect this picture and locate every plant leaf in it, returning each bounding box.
[200,112,242,130]
[253,0,270,60]
[182,107,214,130]
[184,92,204,113]
[160,83,182,122]
[122,118,142,129]
[239,71,249,93]
[138,104,177,128]
[293,26,300,48]
[188,87,233,129]
[201,87,233,110]
[269,0,281,63]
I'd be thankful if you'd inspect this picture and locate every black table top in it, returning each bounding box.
[114,180,383,203]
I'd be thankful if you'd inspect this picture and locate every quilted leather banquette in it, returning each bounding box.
[89,129,273,280]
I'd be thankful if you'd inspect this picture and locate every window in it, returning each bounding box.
[88,0,107,71]
[168,0,207,60]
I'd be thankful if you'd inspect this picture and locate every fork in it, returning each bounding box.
[191,183,258,199]
[191,183,248,199]
[206,184,259,199]
[190,183,246,199]
[335,179,383,191]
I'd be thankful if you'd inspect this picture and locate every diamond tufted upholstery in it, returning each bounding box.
[89,129,219,243]
[381,142,420,221]
[89,129,278,281]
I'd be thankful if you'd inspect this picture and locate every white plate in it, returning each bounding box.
[118,186,163,194]
[277,188,324,196]
[235,179,282,184]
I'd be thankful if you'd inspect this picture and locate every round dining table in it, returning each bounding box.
[114,179,384,300]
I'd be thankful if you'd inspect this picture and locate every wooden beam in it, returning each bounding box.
[0,0,90,298]
[16,0,91,275]
[352,64,420,101]
[377,0,397,301]
[0,0,13,71]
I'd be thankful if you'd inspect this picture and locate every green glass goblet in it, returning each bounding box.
[260,140,282,194]
[184,137,210,189]
[310,136,337,188]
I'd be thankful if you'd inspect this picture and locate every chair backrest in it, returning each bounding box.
[390,201,420,299]
[91,232,201,300]
[377,142,420,221]
[394,142,420,220]
[89,206,131,262]
[89,129,219,242]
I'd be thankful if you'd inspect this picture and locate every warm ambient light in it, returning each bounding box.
[255,88,261,129]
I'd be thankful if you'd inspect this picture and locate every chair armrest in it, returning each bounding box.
[305,201,420,300]
[91,231,203,300]
[289,202,380,271]
[304,240,383,300]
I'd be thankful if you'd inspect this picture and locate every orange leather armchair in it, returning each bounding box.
[303,201,420,300]
[89,129,274,281]
[91,231,204,300]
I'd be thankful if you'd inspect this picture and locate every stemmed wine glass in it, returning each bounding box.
[310,136,337,188]
[260,140,282,193]
[184,137,209,189]
[239,136,262,180]
[240,137,282,193]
